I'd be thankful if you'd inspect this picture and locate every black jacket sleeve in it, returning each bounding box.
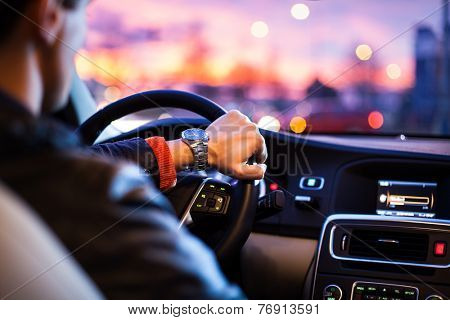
[87,138,162,187]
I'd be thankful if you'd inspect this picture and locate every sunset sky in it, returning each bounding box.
[76,0,445,100]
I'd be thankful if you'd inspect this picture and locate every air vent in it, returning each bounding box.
[349,230,429,262]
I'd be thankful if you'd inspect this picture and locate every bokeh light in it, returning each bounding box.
[355,44,373,61]
[290,116,307,133]
[251,21,269,38]
[291,3,310,20]
[257,115,281,132]
[386,63,402,79]
[104,86,121,102]
[368,111,384,129]
[75,54,92,80]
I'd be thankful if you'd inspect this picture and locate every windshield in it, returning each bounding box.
[78,0,450,137]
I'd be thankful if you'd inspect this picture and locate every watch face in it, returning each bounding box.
[182,128,209,141]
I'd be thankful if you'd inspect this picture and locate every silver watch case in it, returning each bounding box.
[181,129,209,171]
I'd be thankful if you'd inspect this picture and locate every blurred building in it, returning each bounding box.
[305,78,339,113]
[411,26,439,129]
[434,0,450,134]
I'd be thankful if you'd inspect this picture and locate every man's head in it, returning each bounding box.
[0,0,89,114]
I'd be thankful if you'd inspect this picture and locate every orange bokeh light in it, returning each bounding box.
[368,111,384,129]
[290,116,307,133]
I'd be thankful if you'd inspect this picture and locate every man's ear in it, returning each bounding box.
[29,0,66,46]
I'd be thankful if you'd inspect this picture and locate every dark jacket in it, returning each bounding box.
[0,91,243,299]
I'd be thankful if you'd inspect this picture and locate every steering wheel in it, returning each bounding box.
[76,90,258,262]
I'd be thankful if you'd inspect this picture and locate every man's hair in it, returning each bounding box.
[0,0,79,43]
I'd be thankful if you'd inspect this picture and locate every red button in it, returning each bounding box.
[434,242,447,257]
[269,183,279,191]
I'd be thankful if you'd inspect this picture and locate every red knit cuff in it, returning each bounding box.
[145,137,177,190]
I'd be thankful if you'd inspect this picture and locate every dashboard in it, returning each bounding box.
[254,131,450,300]
[255,131,450,238]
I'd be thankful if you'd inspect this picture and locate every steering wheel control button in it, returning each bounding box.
[191,189,217,213]
[192,196,208,213]
[212,195,225,211]
[426,295,444,300]
[206,183,217,190]
[299,176,324,190]
[189,180,231,215]
[323,284,343,300]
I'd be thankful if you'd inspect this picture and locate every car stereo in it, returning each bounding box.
[351,282,418,300]
[376,180,437,218]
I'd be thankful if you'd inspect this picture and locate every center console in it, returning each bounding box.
[311,214,450,300]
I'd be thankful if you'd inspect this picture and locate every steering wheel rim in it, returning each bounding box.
[76,90,257,262]
[76,90,227,145]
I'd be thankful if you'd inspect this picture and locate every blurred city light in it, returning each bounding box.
[355,44,373,61]
[290,116,307,133]
[251,21,269,38]
[75,54,92,80]
[257,115,281,132]
[368,111,384,129]
[291,3,310,20]
[104,86,121,102]
[386,63,402,79]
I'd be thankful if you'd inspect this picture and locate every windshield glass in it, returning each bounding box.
[79,0,450,136]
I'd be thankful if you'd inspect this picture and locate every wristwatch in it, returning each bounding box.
[181,128,209,171]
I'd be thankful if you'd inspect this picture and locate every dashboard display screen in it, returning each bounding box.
[376,180,437,218]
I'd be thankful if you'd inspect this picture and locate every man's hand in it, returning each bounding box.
[167,110,267,180]
[206,110,267,180]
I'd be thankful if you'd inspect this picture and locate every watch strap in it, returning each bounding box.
[182,139,209,171]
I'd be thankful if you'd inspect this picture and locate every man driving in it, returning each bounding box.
[0,0,267,299]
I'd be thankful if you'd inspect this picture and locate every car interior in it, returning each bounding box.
[1,0,450,300]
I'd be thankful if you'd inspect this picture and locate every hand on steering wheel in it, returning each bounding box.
[166,109,267,179]
[206,110,267,180]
